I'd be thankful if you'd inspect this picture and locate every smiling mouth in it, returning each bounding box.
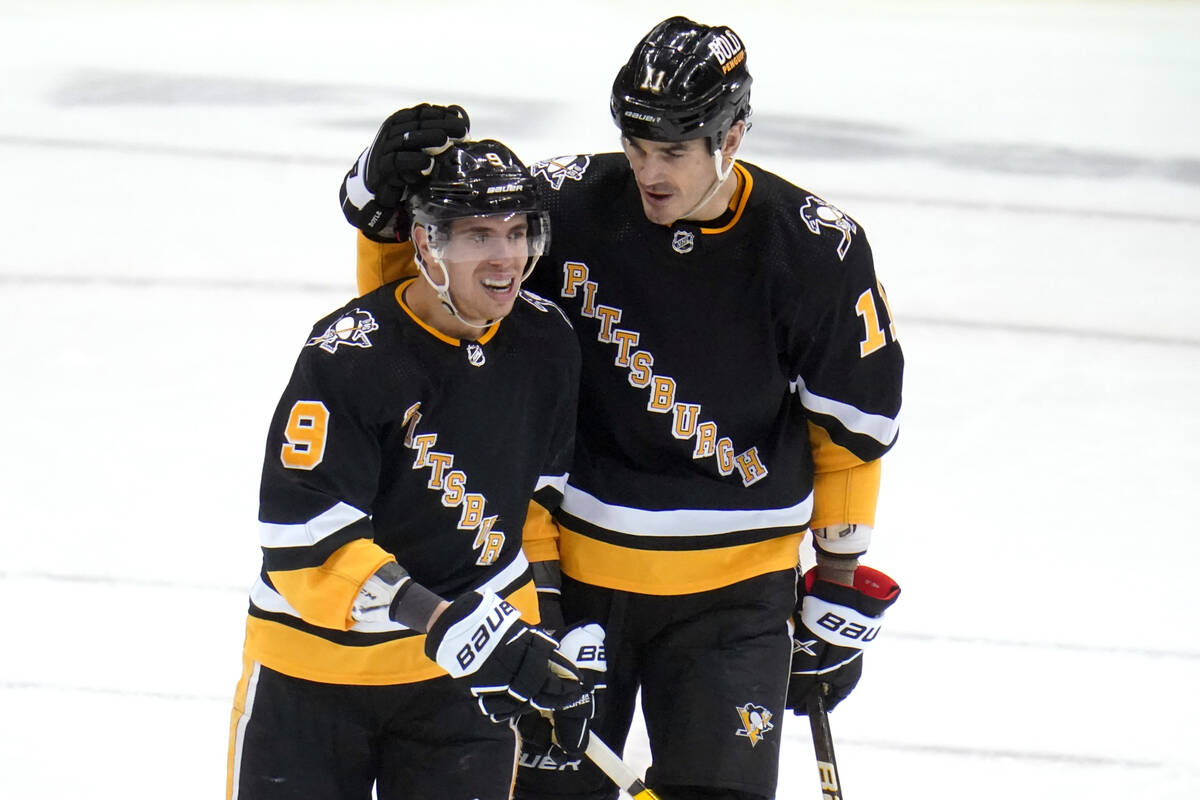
[481,276,516,293]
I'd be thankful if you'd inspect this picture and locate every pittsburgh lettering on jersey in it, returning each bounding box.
[560,261,768,487]
[402,402,506,565]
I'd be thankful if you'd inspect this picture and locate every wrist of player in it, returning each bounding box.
[339,166,409,243]
[812,523,871,584]
[787,565,899,714]
[532,559,565,634]
[813,523,872,559]
[349,561,446,631]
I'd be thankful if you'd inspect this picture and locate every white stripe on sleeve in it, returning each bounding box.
[790,375,899,447]
[258,501,367,549]
[535,473,569,495]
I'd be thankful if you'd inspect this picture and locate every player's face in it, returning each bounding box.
[621,135,720,225]
[438,213,530,321]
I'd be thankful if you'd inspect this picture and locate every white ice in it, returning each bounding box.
[1,1,1197,798]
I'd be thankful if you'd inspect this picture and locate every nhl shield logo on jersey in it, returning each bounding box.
[466,342,486,367]
[671,229,695,254]
[307,309,379,354]
[734,702,775,747]
[799,196,858,261]
[531,155,592,191]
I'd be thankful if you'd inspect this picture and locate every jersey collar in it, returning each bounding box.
[697,162,752,235]
[394,278,501,347]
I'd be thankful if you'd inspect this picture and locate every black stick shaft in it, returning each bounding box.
[806,688,844,800]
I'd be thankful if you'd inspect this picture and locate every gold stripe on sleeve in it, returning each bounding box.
[357,233,418,295]
[266,539,395,631]
[808,422,881,529]
[521,499,562,563]
[243,580,540,685]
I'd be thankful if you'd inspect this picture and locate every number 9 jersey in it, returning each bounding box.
[242,279,580,685]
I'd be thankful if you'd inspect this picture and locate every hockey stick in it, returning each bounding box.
[583,733,662,800]
[532,712,661,800]
[806,684,843,800]
[543,660,662,800]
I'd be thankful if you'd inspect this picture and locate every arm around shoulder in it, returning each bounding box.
[357,233,418,295]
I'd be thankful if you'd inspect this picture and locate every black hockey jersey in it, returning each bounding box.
[519,153,904,594]
[243,279,580,685]
[354,154,903,597]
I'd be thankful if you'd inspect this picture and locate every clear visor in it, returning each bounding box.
[426,211,550,268]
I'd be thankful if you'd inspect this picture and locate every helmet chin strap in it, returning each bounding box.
[414,249,497,331]
[679,147,736,222]
[414,241,542,333]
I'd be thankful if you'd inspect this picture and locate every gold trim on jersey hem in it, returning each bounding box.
[699,163,752,235]
[557,526,803,595]
[394,278,502,347]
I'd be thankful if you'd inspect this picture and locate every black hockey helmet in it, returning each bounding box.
[407,140,549,327]
[610,16,752,148]
[408,139,545,225]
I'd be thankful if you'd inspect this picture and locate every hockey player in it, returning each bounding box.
[339,17,904,800]
[227,140,604,800]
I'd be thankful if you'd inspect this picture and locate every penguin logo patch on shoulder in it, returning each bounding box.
[799,196,858,261]
[307,309,379,353]
[532,155,592,190]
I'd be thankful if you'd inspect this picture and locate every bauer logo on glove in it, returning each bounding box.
[557,622,607,686]
[427,593,522,677]
[801,597,884,645]
[787,566,900,714]
[424,591,587,723]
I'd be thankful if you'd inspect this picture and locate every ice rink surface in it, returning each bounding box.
[2,1,1198,797]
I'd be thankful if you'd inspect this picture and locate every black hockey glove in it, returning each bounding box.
[787,566,900,714]
[517,622,606,758]
[547,622,606,755]
[424,590,586,723]
[339,103,470,242]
